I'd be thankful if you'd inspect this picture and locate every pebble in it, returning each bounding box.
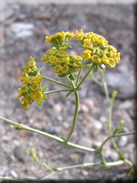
[104,72,135,99]
[119,100,133,109]
[2,135,10,142]
[92,121,103,131]
[11,22,34,34]
[83,153,93,163]
[69,153,80,161]
[82,98,94,109]
[10,170,18,179]
[80,104,89,113]
[76,137,92,154]
[13,145,26,163]
[118,136,128,147]
[109,151,119,161]
[53,103,62,113]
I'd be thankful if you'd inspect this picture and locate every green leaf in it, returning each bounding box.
[57,73,68,77]
[66,90,73,98]
[93,64,98,72]
[60,136,66,141]
[98,64,106,70]
[43,93,48,100]
[84,59,91,65]
[37,100,42,106]
[113,120,125,136]
[41,85,48,93]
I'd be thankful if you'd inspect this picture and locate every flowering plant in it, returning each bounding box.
[0,30,136,181]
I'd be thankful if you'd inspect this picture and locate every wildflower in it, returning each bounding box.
[45,31,74,48]
[18,57,47,109]
[75,30,120,69]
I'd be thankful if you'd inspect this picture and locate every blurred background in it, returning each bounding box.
[0,0,136,180]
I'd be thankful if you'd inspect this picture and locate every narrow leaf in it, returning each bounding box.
[84,59,91,65]
[43,93,48,100]
[41,85,48,93]
[37,100,42,106]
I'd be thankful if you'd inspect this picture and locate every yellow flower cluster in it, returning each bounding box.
[45,31,74,48]
[41,47,83,76]
[75,29,120,68]
[18,57,43,109]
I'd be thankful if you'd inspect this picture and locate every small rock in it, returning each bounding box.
[99,116,107,123]
[109,151,119,161]
[104,72,135,99]
[48,126,60,135]
[19,130,32,138]
[79,89,87,98]
[82,170,88,176]
[53,104,62,113]
[10,170,18,179]
[76,137,92,154]
[2,135,10,142]
[119,100,133,109]
[80,104,89,113]
[38,13,50,20]
[63,122,70,130]
[83,153,93,163]
[69,153,80,161]
[11,22,34,34]
[15,30,33,38]
[83,98,94,109]
[13,145,25,163]
[118,136,128,147]
[93,121,102,130]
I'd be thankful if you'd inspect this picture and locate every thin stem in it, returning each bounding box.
[40,171,59,180]
[77,63,94,89]
[44,89,71,95]
[0,176,29,182]
[76,59,85,86]
[42,75,70,88]
[65,91,79,143]
[89,74,103,86]
[41,160,126,180]
[0,116,97,153]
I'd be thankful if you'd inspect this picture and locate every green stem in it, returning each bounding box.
[42,75,70,88]
[44,89,71,95]
[0,176,29,182]
[0,116,97,153]
[41,160,126,180]
[40,171,59,180]
[76,59,85,86]
[89,74,103,86]
[99,131,137,152]
[77,63,94,89]
[65,91,79,143]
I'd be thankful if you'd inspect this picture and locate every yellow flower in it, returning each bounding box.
[115,52,120,62]
[31,84,39,91]
[45,31,74,47]
[81,50,92,59]
[49,56,58,65]
[54,65,62,74]
[108,58,116,68]
[61,65,69,74]
[21,98,29,109]
[41,55,47,62]
[33,91,43,101]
